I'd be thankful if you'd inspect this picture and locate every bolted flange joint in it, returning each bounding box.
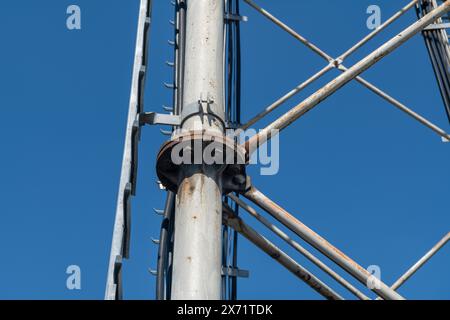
[156,130,247,194]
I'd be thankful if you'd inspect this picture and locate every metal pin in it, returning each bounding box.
[153,208,164,215]
[155,180,166,190]
[163,82,175,89]
[160,129,172,136]
[162,105,174,112]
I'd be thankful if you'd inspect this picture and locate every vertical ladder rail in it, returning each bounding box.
[105,0,153,300]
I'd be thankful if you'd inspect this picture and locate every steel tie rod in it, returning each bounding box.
[242,0,450,146]
[241,0,419,129]
[242,186,405,300]
[374,231,450,299]
[243,0,332,62]
[240,64,334,130]
[227,194,370,300]
[222,204,344,300]
[244,1,450,155]
[391,231,450,290]
[244,0,419,63]
[338,0,421,61]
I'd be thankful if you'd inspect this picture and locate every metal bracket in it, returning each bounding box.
[123,182,132,259]
[198,93,215,113]
[139,112,181,126]
[226,121,240,129]
[424,22,450,30]
[221,266,250,278]
[110,255,123,300]
[156,180,167,190]
[195,93,228,130]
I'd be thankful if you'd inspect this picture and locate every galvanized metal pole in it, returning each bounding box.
[170,0,225,300]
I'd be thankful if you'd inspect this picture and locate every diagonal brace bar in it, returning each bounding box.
[223,204,344,300]
[243,0,332,62]
[227,194,370,300]
[242,0,450,145]
[338,0,420,61]
[241,0,419,130]
[391,232,449,291]
[240,64,334,130]
[244,1,450,154]
[242,186,405,300]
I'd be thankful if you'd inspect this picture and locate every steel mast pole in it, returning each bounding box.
[170,0,225,300]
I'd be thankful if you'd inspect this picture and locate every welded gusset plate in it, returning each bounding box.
[156,130,247,194]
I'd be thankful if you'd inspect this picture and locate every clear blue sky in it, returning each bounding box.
[0,0,449,300]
